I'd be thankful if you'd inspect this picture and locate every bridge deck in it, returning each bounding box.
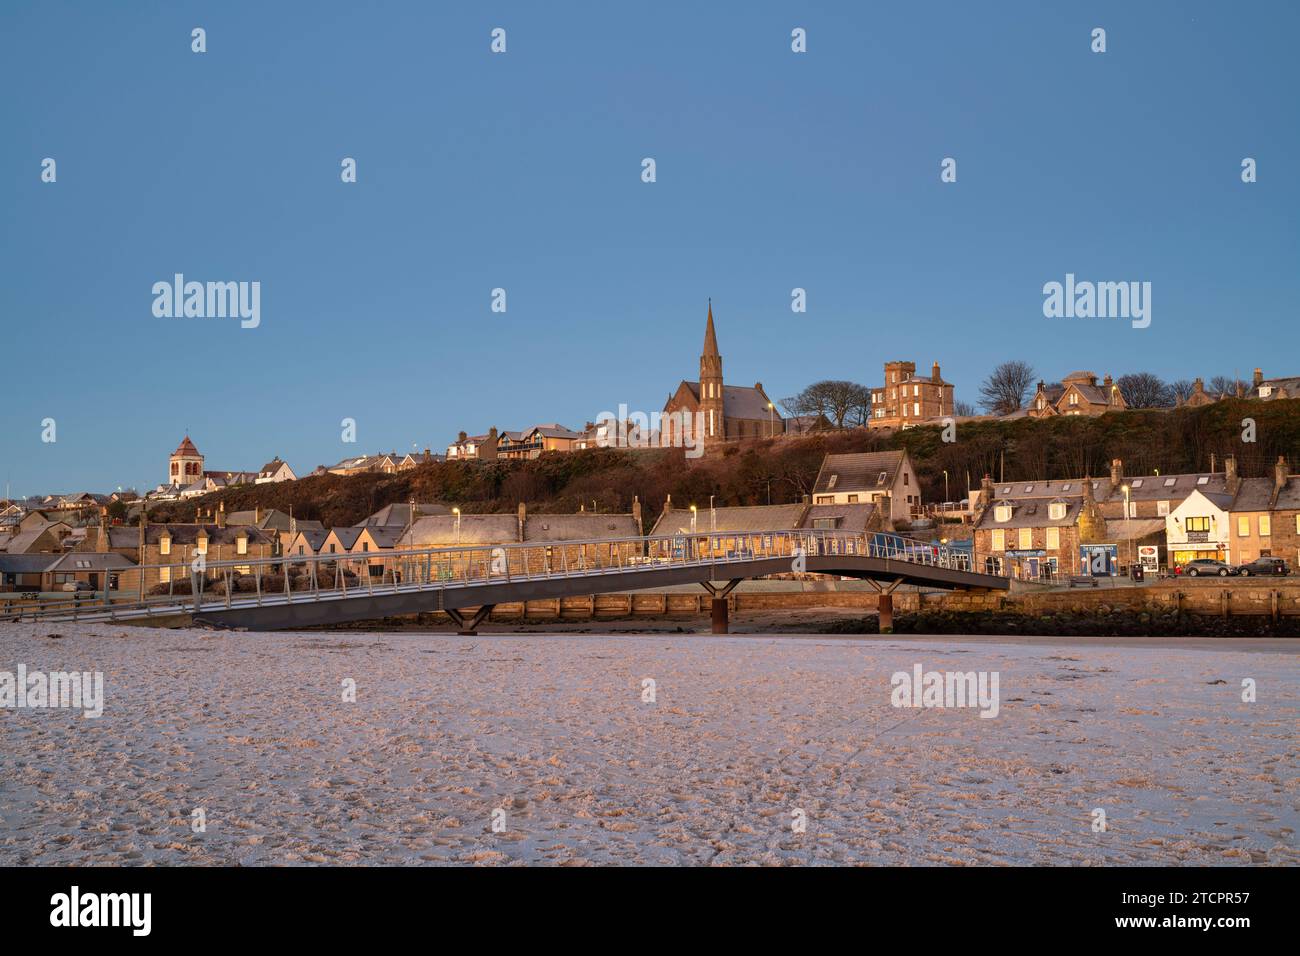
[2,531,1006,631]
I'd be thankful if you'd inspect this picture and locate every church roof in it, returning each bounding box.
[172,435,201,457]
[678,382,777,421]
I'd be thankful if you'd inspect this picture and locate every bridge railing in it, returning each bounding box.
[0,529,991,624]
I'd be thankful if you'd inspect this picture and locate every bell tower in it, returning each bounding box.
[699,300,725,440]
[169,435,204,487]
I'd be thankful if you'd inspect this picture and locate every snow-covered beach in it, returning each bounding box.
[1,623,1295,866]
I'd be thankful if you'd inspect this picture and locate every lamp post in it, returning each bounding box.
[1122,484,1131,574]
[689,505,697,535]
[767,402,774,438]
[453,507,461,545]
[709,495,716,533]
[942,469,949,505]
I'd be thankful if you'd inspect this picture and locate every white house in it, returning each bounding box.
[1165,488,1232,567]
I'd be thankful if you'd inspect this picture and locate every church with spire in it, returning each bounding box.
[662,302,782,446]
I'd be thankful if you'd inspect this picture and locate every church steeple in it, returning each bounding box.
[702,299,720,359]
[699,300,724,439]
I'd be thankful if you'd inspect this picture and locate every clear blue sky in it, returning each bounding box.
[2,0,1296,496]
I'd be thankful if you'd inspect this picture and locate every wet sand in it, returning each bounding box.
[1,622,1295,865]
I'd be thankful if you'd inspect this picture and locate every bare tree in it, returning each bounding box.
[780,380,872,429]
[1209,375,1246,398]
[1117,372,1174,408]
[954,399,976,417]
[978,361,1035,415]
[1169,379,1195,404]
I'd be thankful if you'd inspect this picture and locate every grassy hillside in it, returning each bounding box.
[148,399,1300,528]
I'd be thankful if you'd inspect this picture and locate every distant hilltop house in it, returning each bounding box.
[1249,366,1300,401]
[446,429,498,461]
[1025,371,1126,418]
[869,361,954,429]
[256,457,297,483]
[661,302,783,445]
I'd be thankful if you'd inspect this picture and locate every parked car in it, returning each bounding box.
[1236,556,1292,576]
[60,581,93,592]
[1176,559,1234,577]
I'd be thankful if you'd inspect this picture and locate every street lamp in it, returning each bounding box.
[767,401,774,438]
[689,504,697,535]
[453,507,461,545]
[1121,484,1131,574]
[709,495,716,532]
[942,469,949,504]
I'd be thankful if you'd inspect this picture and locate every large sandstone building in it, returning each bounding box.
[662,303,782,445]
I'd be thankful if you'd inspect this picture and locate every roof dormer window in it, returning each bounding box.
[994,504,1012,522]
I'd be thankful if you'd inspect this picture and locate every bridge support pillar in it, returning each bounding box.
[701,580,741,635]
[866,577,905,633]
[445,604,495,636]
[711,598,729,634]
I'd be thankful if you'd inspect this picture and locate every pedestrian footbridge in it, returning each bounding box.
[1,531,1008,633]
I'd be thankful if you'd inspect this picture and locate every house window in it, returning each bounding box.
[913,402,920,416]
[1237,517,1250,537]
[298,546,305,555]
[1046,527,1060,549]
[1018,528,1032,550]
[160,565,171,583]
[903,474,909,486]
[1164,477,1177,487]
[1259,516,1271,536]
[1186,516,1210,533]
[362,542,370,552]
[994,505,1011,522]
[991,530,1005,551]
[1196,476,1209,485]
[196,539,207,554]
[237,537,248,555]
[1061,483,1072,491]
[1157,501,1170,516]
[1048,502,1066,520]
[815,495,834,504]
[1069,393,1078,405]
[1131,479,1144,488]
[159,537,171,555]
[847,494,858,503]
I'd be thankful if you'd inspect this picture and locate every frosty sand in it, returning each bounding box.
[0,623,1295,866]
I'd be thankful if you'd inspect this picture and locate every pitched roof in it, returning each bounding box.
[975,497,1084,530]
[43,552,137,572]
[800,502,879,531]
[172,435,201,457]
[1229,477,1275,513]
[813,451,907,495]
[358,502,451,527]
[650,504,806,536]
[523,514,640,542]
[399,514,520,547]
[329,527,365,550]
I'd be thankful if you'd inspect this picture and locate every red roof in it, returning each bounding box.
[172,435,201,457]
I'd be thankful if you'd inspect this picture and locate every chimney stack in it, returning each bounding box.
[216,501,227,529]
[254,505,262,524]
[932,360,941,382]
[632,495,643,535]
[1275,455,1288,494]
[517,501,526,539]
[1110,458,1123,488]
[1253,367,1264,387]
[1225,455,1239,495]
[97,507,109,553]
